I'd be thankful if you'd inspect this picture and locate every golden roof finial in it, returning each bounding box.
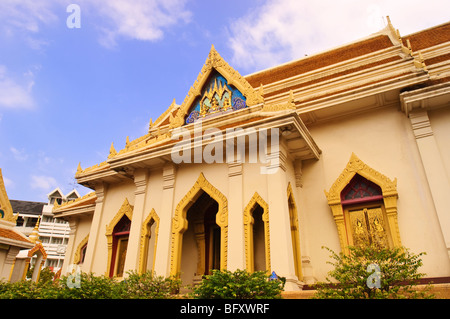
[28,216,41,244]
[76,162,82,174]
[108,142,117,158]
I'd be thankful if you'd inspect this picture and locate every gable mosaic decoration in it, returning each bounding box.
[185,72,247,124]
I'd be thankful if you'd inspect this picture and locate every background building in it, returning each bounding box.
[11,188,78,272]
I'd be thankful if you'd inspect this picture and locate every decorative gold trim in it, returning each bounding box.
[73,235,89,265]
[27,242,47,259]
[138,208,160,274]
[0,168,17,223]
[170,172,228,276]
[324,153,401,254]
[243,192,271,273]
[287,183,303,281]
[105,198,133,277]
[261,90,296,112]
[169,45,264,129]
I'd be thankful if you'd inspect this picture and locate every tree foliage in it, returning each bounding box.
[0,270,181,299]
[313,245,434,299]
[190,269,284,299]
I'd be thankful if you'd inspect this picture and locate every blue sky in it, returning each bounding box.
[0,0,448,202]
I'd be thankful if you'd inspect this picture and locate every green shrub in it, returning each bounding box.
[0,280,59,299]
[58,272,123,299]
[190,269,284,299]
[313,245,434,299]
[120,270,181,299]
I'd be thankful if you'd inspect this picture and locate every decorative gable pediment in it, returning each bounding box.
[169,45,264,128]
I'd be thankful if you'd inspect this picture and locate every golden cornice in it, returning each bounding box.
[53,191,96,212]
[261,90,296,112]
[75,160,109,178]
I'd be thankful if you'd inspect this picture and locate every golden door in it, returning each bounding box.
[347,206,390,248]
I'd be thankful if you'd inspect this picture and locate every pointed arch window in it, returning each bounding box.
[105,198,133,278]
[325,154,402,254]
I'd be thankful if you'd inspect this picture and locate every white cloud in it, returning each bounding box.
[10,147,29,162]
[3,176,14,189]
[0,0,192,49]
[227,0,450,72]
[30,175,58,190]
[0,0,59,34]
[0,65,35,109]
[87,0,192,48]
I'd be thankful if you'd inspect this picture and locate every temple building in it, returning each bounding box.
[53,19,450,291]
[0,169,34,282]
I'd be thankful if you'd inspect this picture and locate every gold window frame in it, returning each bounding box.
[325,153,402,254]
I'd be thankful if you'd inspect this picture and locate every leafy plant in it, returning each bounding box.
[190,269,284,299]
[120,270,181,299]
[0,271,182,299]
[313,245,434,299]
[58,272,121,299]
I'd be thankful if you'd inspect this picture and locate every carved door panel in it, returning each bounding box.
[348,206,389,248]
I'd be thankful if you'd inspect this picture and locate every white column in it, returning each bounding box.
[61,217,78,274]
[153,163,176,276]
[266,146,300,291]
[410,111,450,258]
[82,183,107,274]
[0,246,20,281]
[124,168,148,275]
[227,158,244,271]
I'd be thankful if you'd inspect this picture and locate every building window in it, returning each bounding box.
[325,153,402,254]
[342,175,392,248]
[105,198,133,278]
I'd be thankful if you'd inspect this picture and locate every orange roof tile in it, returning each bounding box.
[0,228,32,244]
[404,22,450,51]
[245,35,394,87]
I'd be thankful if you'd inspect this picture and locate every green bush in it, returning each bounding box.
[190,269,284,299]
[313,245,434,299]
[120,270,181,299]
[0,271,182,299]
[58,272,122,299]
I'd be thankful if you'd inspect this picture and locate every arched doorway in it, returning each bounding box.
[244,192,270,273]
[139,209,160,274]
[180,191,221,285]
[170,173,228,284]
